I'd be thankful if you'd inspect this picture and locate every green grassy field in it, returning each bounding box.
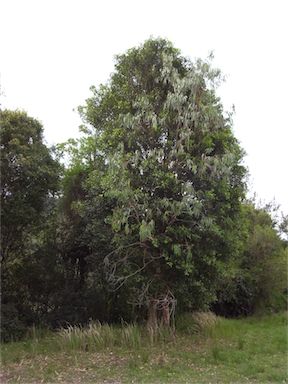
[1,312,287,383]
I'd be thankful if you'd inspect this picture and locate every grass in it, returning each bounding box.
[1,312,287,383]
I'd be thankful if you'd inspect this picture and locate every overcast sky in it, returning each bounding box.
[1,0,287,214]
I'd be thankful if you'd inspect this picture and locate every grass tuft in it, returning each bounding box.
[121,323,142,349]
[176,311,218,335]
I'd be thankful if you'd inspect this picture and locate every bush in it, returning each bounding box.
[214,204,288,317]
[1,303,27,342]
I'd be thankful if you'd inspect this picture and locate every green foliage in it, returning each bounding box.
[0,109,61,341]
[214,203,288,316]
[0,109,60,260]
[2,40,286,342]
[1,303,27,342]
[74,38,246,311]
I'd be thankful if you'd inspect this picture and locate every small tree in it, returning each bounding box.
[76,39,246,327]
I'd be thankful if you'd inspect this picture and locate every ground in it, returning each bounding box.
[1,312,287,383]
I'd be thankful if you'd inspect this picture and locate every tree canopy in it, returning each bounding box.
[66,39,247,324]
[1,109,60,262]
[1,109,60,340]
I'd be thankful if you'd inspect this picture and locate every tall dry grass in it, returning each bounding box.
[58,321,143,351]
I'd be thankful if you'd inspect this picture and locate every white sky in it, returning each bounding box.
[1,0,287,215]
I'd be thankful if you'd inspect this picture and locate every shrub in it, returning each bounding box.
[1,303,26,342]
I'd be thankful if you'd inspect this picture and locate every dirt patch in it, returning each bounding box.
[2,351,127,383]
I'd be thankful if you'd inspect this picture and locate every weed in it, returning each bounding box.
[211,345,223,362]
[139,349,150,364]
[237,337,245,350]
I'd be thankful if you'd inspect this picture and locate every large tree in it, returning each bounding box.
[68,39,247,326]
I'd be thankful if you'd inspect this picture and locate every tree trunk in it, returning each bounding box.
[147,299,158,332]
[161,300,170,327]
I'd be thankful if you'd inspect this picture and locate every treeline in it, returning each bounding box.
[1,39,287,342]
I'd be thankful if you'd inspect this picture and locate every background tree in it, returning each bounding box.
[1,110,60,261]
[214,202,287,316]
[0,109,60,340]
